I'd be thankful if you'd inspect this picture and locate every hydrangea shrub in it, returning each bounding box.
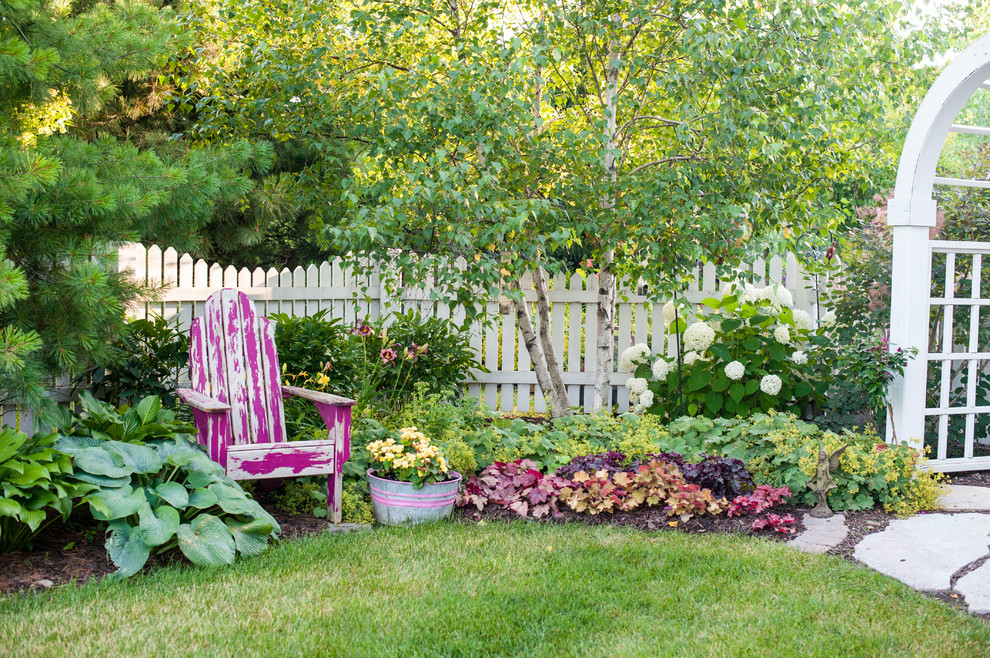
[620,284,830,418]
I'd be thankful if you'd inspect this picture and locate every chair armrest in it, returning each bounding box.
[178,389,231,413]
[281,385,356,407]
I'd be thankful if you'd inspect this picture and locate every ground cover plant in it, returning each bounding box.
[2,523,989,656]
[53,394,279,577]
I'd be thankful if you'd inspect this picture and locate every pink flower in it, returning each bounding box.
[352,321,372,337]
[380,347,397,364]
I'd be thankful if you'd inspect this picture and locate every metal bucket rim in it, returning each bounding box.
[366,468,463,486]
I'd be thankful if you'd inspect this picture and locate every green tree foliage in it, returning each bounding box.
[168,0,355,268]
[0,0,269,410]
[319,0,926,410]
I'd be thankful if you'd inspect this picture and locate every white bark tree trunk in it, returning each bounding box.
[593,42,621,410]
[512,279,570,417]
[533,267,571,417]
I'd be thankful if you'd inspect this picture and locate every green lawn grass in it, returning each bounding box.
[1,522,987,657]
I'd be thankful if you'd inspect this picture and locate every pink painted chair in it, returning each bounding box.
[178,289,356,523]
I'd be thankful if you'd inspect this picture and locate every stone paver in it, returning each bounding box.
[955,560,990,614]
[790,513,848,554]
[940,485,990,512]
[852,513,990,590]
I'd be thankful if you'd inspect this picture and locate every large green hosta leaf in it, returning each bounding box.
[85,485,147,520]
[0,432,27,464]
[177,514,236,567]
[155,481,189,508]
[138,504,180,547]
[186,488,218,509]
[106,521,151,578]
[226,518,275,558]
[208,483,262,515]
[104,441,162,474]
[71,446,132,478]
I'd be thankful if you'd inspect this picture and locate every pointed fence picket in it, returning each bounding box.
[117,244,821,414]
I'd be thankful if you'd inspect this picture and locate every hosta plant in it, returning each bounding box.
[457,459,570,519]
[0,429,93,553]
[56,395,279,577]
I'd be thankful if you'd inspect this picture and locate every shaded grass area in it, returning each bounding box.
[1,522,988,657]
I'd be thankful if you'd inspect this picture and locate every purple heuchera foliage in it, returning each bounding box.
[457,459,570,519]
[555,451,628,478]
[679,454,754,500]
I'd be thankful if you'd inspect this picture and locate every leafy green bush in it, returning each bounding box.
[55,394,279,577]
[0,428,92,553]
[87,315,190,408]
[274,308,479,424]
[271,309,352,393]
[622,287,828,418]
[659,412,945,515]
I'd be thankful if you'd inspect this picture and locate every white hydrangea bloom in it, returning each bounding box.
[652,358,672,380]
[639,389,655,409]
[821,310,837,326]
[773,326,791,345]
[792,309,814,331]
[618,343,651,372]
[683,351,699,365]
[626,377,649,395]
[662,301,677,325]
[792,350,808,365]
[760,374,783,396]
[762,285,793,309]
[724,360,745,380]
[737,282,761,305]
[683,322,715,352]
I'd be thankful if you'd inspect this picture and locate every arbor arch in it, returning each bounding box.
[888,33,990,471]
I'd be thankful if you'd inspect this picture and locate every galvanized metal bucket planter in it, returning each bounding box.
[367,469,462,526]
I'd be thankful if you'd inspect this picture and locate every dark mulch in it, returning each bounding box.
[951,470,990,487]
[0,508,336,597]
[452,501,806,544]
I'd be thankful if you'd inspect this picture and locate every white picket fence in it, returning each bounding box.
[118,243,822,414]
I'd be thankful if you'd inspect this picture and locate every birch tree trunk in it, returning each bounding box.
[512,280,570,417]
[533,267,571,416]
[510,16,570,418]
[593,43,621,410]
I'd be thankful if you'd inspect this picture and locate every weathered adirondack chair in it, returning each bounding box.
[178,289,356,523]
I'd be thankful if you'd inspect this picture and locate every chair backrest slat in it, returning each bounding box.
[218,290,251,445]
[258,317,287,444]
[239,294,276,444]
[189,290,286,448]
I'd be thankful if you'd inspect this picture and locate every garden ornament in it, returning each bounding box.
[809,439,848,518]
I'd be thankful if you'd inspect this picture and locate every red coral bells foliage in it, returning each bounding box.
[752,513,797,534]
[727,484,792,517]
[456,459,570,519]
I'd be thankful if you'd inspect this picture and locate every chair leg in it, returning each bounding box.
[328,469,343,524]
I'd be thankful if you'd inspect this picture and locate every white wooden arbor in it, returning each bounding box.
[889,33,990,472]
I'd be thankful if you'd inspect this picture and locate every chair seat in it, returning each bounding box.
[226,438,338,480]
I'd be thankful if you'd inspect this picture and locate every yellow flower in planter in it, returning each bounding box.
[367,427,453,488]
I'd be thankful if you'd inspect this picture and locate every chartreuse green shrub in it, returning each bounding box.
[660,412,946,516]
[54,393,279,577]
[0,428,93,553]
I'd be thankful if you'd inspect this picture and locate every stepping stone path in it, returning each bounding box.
[790,514,848,554]
[788,484,990,615]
